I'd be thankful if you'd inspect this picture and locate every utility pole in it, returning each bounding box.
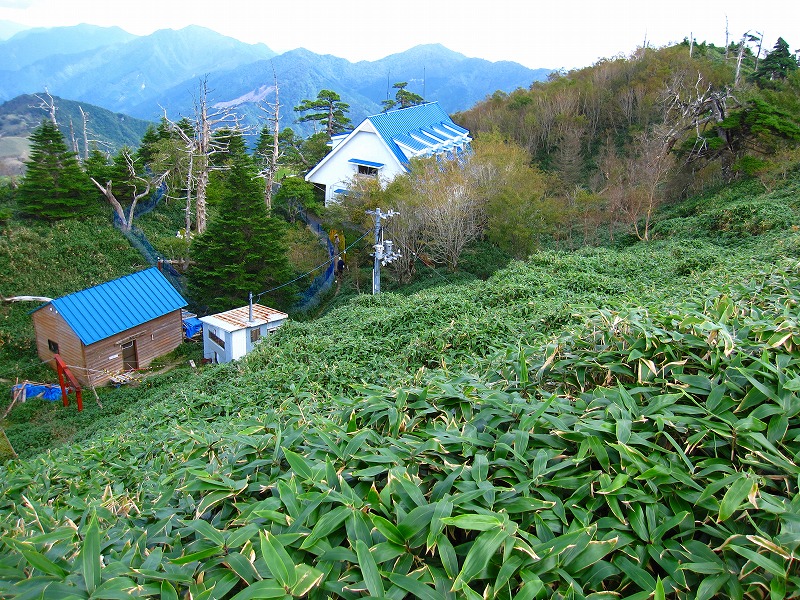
[366,208,401,294]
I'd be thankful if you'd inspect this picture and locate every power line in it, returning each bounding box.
[254,228,371,302]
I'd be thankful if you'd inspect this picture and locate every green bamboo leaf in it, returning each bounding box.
[170,545,223,565]
[616,418,631,444]
[587,436,610,471]
[187,519,226,547]
[388,572,440,600]
[654,576,666,600]
[226,524,260,549]
[224,552,259,584]
[719,474,756,522]
[160,580,179,600]
[300,505,350,549]
[356,539,384,598]
[515,575,545,600]
[451,527,508,590]
[282,448,313,480]
[440,513,503,531]
[91,576,140,599]
[195,490,235,518]
[81,513,101,595]
[227,579,286,600]
[696,574,729,600]
[2,537,68,578]
[291,563,324,597]
[259,531,296,589]
[371,514,405,545]
[438,533,459,580]
[728,544,786,578]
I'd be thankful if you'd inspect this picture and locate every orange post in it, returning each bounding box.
[53,354,83,412]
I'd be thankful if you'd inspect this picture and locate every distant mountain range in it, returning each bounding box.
[0,23,550,132]
[0,94,152,176]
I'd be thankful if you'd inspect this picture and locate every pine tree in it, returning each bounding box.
[190,132,296,313]
[294,90,352,136]
[755,37,799,84]
[17,120,95,220]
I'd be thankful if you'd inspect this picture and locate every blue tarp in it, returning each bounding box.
[12,383,62,402]
[183,317,203,339]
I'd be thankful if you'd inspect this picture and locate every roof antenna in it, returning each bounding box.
[423,66,426,100]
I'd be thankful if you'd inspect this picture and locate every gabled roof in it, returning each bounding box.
[199,304,288,333]
[306,102,470,182]
[34,268,187,345]
[366,102,470,167]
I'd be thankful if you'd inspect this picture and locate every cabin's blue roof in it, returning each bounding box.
[36,268,187,345]
[367,102,470,167]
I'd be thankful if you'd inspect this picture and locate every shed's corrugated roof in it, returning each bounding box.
[367,102,471,166]
[199,304,288,333]
[37,268,187,345]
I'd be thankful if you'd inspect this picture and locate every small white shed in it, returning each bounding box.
[199,304,288,364]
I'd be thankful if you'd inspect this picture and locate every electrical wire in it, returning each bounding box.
[254,228,372,301]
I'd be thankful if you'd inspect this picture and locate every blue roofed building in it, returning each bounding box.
[305,102,471,205]
[30,267,187,386]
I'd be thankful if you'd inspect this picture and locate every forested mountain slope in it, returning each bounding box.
[2,170,800,598]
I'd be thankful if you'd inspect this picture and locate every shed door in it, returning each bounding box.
[122,340,138,370]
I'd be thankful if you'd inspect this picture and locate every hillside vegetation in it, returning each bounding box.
[2,34,800,600]
[2,170,800,597]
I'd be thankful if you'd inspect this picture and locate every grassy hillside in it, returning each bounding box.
[2,170,800,598]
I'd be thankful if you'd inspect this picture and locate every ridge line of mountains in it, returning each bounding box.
[0,23,551,129]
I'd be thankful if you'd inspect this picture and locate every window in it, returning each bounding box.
[47,339,59,354]
[358,164,378,177]
[250,328,261,343]
[209,329,225,349]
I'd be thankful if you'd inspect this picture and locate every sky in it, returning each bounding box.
[0,0,798,70]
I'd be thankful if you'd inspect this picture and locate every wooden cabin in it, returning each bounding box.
[199,303,288,364]
[31,268,187,386]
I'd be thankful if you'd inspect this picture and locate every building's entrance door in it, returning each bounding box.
[122,340,138,370]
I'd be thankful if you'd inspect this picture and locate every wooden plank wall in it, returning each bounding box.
[32,306,87,379]
[33,307,184,386]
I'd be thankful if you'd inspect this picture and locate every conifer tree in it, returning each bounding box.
[190,131,296,313]
[294,90,351,136]
[17,120,95,220]
[755,37,799,84]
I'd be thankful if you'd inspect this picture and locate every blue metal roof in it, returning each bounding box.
[36,268,187,345]
[367,102,470,168]
[348,158,385,168]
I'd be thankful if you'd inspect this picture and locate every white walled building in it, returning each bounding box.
[305,102,471,205]
[199,304,288,364]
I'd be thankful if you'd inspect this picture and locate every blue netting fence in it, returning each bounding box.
[292,205,335,313]
[112,188,335,312]
[112,184,187,296]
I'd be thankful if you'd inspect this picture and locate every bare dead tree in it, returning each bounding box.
[33,90,57,126]
[90,150,169,232]
[754,31,764,72]
[68,118,78,155]
[725,17,730,59]
[663,72,738,161]
[79,106,90,161]
[256,66,281,213]
[623,126,676,241]
[162,78,240,234]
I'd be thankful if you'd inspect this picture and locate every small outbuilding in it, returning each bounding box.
[199,303,288,364]
[31,268,187,386]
